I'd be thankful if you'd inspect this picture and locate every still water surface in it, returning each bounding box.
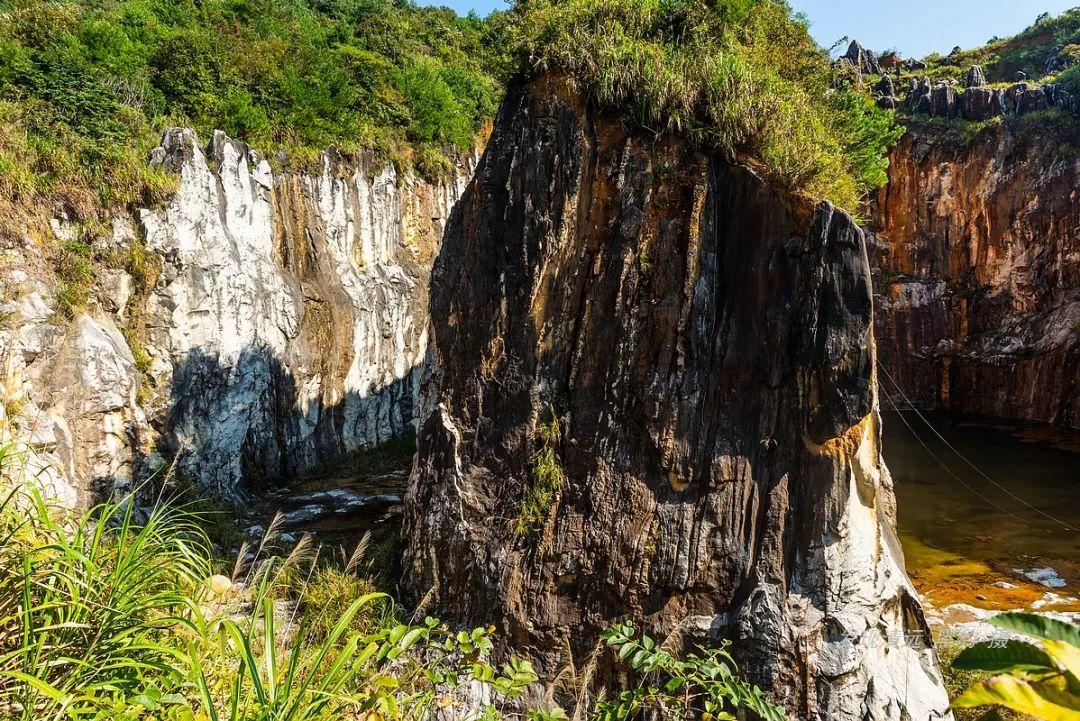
[883,410,1080,610]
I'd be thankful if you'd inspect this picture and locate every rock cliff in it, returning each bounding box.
[403,76,950,720]
[0,129,473,504]
[870,121,1079,427]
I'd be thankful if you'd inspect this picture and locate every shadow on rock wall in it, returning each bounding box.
[159,346,422,499]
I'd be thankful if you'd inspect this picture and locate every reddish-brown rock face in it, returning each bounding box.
[404,76,949,720]
[870,122,1080,427]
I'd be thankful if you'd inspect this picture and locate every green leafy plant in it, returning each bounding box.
[951,612,1080,720]
[0,0,510,238]
[0,486,211,720]
[514,415,567,537]
[54,235,97,317]
[597,621,786,721]
[0,474,546,721]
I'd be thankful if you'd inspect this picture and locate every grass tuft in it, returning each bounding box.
[515,416,567,538]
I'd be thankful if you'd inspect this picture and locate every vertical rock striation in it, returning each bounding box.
[870,123,1079,427]
[1,129,474,502]
[404,76,949,720]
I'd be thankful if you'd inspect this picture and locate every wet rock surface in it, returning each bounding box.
[403,75,950,720]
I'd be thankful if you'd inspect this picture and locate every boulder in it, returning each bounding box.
[874,75,900,108]
[908,77,933,114]
[931,82,958,116]
[912,92,932,114]
[966,65,987,88]
[1017,85,1049,113]
[1004,83,1026,112]
[962,87,1004,120]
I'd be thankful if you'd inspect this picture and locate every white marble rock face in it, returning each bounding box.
[1,128,473,504]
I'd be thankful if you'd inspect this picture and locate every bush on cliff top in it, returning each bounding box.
[0,0,510,223]
[512,0,902,212]
[0,0,899,223]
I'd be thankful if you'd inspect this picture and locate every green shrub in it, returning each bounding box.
[598,621,786,721]
[0,0,510,229]
[0,486,211,719]
[54,236,97,316]
[299,566,384,641]
[398,59,477,148]
[1057,64,1080,95]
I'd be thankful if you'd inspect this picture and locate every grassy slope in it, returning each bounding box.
[0,0,903,229]
[895,8,1080,149]
[918,7,1080,90]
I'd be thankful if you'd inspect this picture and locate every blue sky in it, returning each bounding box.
[423,0,1078,59]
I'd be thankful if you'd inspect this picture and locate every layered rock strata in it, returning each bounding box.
[404,75,950,720]
[870,121,1079,427]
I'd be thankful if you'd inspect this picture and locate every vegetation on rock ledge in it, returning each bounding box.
[0,0,904,227]
[919,8,1080,90]
[512,0,903,212]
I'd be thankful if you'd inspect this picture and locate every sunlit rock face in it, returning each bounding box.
[403,75,951,721]
[1,129,474,503]
[870,123,1079,428]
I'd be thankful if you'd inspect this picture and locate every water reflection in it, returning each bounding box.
[883,410,1079,610]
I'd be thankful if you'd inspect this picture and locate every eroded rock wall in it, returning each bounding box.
[403,76,949,720]
[0,129,473,504]
[870,122,1079,427]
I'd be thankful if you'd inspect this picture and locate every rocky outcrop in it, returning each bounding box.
[962,84,1005,122]
[0,235,145,507]
[1,130,474,503]
[870,122,1079,427]
[966,65,987,88]
[898,65,1079,120]
[874,75,900,109]
[404,75,949,720]
[840,39,881,76]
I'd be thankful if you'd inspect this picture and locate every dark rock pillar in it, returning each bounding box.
[404,75,950,721]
